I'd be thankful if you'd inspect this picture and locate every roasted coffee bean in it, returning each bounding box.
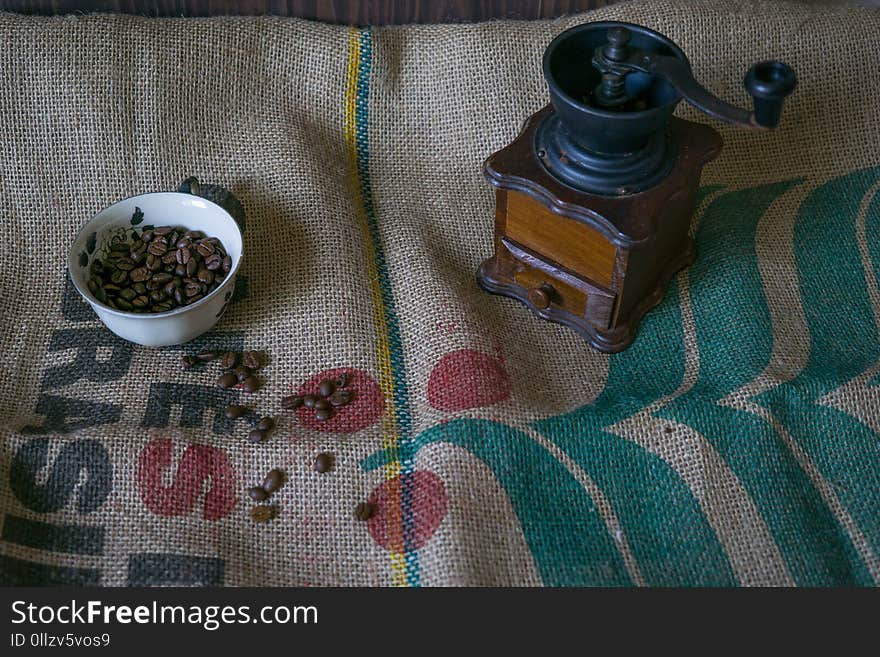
[354,502,375,521]
[224,404,250,420]
[314,408,333,421]
[247,429,266,444]
[181,354,198,369]
[232,366,251,382]
[176,237,191,249]
[110,269,128,285]
[141,229,154,242]
[303,394,318,409]
[329,389,352,407]
[197,349,218,362]
[318,379,335,397]
[153,226,172,236]
[130,238,145,252]
[313,453,334,473]
[115,297,133,310]
[221,351,238,369]
[87,278,99,296]
[90,260,104,275]
[146,277,162,291]
[153,301,173,312]
[205,253,222,270]
[174,288,185,305]
[102,283,121,296]
[257,417,274,432]
[149,290,165,303]
[186,294,204,305]
[184,283,200,297]
[262,468,284,493]
[248,487,269,502]
[167,230,179,246]
[197,268,213,284]
[151,272,173,285]
[176,247,191,264]
[147,239,168,256]
[241,376,260,393]
[145,254,161,271]
[313,398,330,411]
[242,351,261,370]
[110,241,129,253]
[129,266,150,282]
[130,250,146,264]
[196,241,215,257]
[94,287,108,303]
[119,287,136,301]
[186,257,198,277]
[281,395,303,410]
[222,255,232,274]
[174,264,186,277]
[115,257,135,271]
[184,230,203,239]
[217,372,238,389]
[131,295,149,308]
[214,269,226,282]
[250,505,277,523]
[335,372,351,387]
[163,281,177,296]
[162,250,178,265]
[132,282,147,294]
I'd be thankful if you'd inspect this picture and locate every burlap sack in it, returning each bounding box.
[1,0,878,587]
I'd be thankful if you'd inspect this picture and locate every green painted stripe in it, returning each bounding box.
[352,28,419,585]
[535,282,737,586]
[658,180,870,585]
[754,167,880,580]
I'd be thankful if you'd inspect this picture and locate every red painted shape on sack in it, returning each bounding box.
[367,471,448,552]
[295,367,384,434]
[427,349,511,411]
[136,438,236,520]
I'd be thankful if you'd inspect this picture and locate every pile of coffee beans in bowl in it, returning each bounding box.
[86,226,232,313]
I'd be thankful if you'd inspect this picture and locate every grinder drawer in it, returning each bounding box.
[502,238,616,329]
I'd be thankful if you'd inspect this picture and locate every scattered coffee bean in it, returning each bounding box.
[313,453,334,473]
[242,351,261,369]
[262,468,284,493]
[248,486,269,502]
[329,389,352,407]
[318,379,335,397]
[281,395,303,410]
[303,394,317,409]
[234,366,252,382]
[181,355,198,369]
[87,221,231,314]
[217,372,238,389]
[315,408,333,421]
[250,505,277,523]
[256,417,274,432]
[354,502,375,521]
[313,398,330,411]
[247,429,266,444]
[221,351,239,369]
[241,376,260,393]
[336,372,350,387]
[224,404,250,420]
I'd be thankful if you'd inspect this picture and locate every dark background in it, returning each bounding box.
[0,1,619,23]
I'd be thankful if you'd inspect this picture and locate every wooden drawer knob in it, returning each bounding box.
[528,283,554,310]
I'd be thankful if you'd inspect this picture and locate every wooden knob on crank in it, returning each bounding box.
[528,283,554,310]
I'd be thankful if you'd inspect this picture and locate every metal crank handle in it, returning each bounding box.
[627,51,797,129]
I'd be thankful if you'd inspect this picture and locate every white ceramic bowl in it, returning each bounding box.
[68,190,243,347]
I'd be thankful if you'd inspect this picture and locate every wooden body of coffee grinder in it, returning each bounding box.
[477,22,796,352]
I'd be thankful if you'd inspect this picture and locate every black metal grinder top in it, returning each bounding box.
[535,21,797,195]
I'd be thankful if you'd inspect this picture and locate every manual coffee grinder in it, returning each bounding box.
[477,21,796,352]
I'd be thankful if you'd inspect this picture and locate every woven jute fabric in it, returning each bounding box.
[1,0,879,586]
